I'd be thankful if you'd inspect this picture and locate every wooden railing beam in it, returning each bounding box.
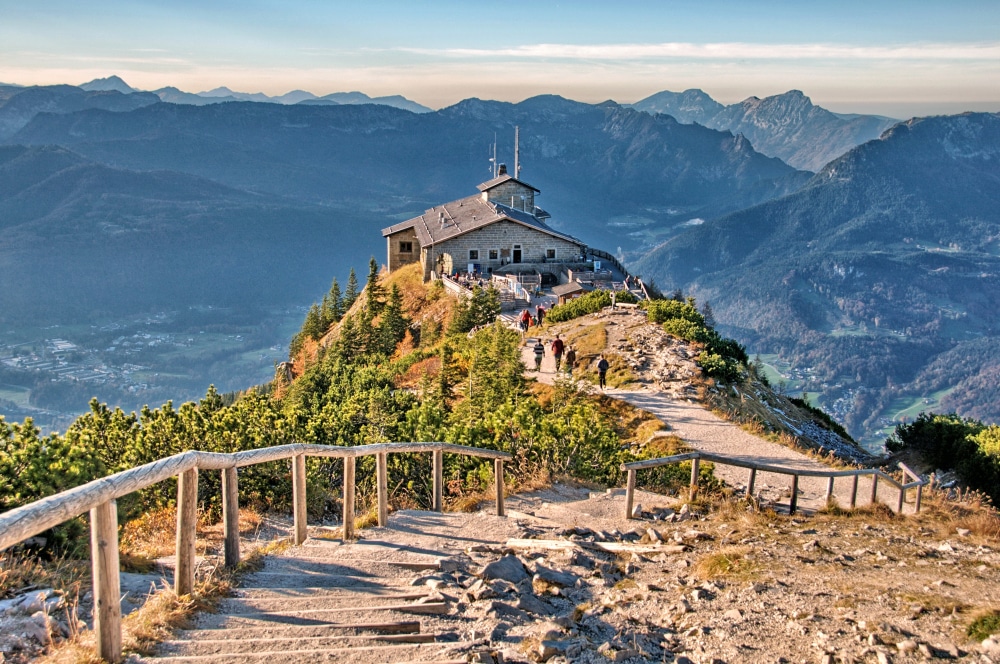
[292,454,307,545]
[90,499,122,663]
[377,452,389,527]
[222,467,239,568]
[495,459,505,517]
[175,468,198,596]
[625,468,637,519]
[432,449,443,512]
[343,456,356,540]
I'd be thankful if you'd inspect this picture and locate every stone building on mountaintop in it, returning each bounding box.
[381,165,591,283]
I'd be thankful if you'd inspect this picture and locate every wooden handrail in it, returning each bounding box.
[0,440,511,663]
[622,452,927,519]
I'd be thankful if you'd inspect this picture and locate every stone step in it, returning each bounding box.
[244,570,417,590]
[218,591,431,613]
[191,602,450,629]
[174,620,423,641]
[156,631,437,656]
[283,551,443,570]
[231,585,425,599]
[144,640,477,663]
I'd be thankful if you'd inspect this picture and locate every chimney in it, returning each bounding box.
[439,211,445,227]
[498,163,507,176]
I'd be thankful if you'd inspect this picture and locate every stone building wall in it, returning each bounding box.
[483,182,535,212]
[386,227,420,272]
[423,220,584,277]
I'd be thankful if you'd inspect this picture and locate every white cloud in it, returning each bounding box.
[394,41,1000,62]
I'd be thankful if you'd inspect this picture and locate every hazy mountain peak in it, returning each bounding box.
[80,75,135,94]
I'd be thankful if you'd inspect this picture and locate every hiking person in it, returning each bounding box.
[551,334,565,371]
[536,304,546,325]
[519,308,531,333]
[532,339,545,371]
[597,354,609,390]
[564,346,577,373]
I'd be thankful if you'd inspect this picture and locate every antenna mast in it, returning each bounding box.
[514,126,520,178]
[489,133,498,178]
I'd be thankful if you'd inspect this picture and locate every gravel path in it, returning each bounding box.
[520,337,894,514]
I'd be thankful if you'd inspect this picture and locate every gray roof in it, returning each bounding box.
[476,173,540,193]
[382,194,585,248]
[552,282,592,297]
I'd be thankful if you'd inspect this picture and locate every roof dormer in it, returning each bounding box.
[477,163,540,214]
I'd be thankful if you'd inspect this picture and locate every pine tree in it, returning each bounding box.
[328,279,343,322]
[700,301,716,329]
[303,303,323,340]
[378,284,408,354]
[365,257,385,315]
[344,268,359,310]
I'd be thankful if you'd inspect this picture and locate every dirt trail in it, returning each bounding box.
[520,325,890,514]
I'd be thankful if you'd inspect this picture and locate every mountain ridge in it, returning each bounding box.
[631,88,898,171]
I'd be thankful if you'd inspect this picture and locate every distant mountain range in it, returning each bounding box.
[631,89,897,172]
[0,143,381,324]
[634,112,1000,443]
[6,93,808,255]
[77,75,432,113]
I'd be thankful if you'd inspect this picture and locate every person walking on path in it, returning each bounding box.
[532,339,545,371]
[536,304,546,325]
[597,354,609,389]
[551,334,565,371]
[564,346,576,374]
[519,308,531,334]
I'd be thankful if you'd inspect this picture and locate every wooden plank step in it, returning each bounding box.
[144,640,477,663]
[244,573,417,590]
[288,553,442,570]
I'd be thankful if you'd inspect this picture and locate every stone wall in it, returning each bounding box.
[386,227,420,272]
[426,220,584,277]
[483,182,535,211]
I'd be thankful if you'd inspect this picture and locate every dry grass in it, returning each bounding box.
[916,489,1000,542]
[0,551,90,600]
[695,545,756,580]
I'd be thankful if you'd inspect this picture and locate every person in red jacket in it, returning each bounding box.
[551,334,565,371]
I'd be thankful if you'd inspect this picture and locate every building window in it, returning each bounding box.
[546,248,557,259]
[469,249,479,260]
[488,249,499,260]
[398,241,413,253]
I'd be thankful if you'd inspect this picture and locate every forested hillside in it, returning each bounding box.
[635,113,1000,444]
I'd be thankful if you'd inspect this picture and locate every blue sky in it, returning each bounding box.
[2,0,998,117]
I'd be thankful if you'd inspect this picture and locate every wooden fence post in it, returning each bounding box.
[90,499,122,663]
[292,454,307,545]
[175,468,198,596]
[789,475,799,515]
[222,467,240,568]
[432,449,443,512]
[850,475,859,508]
[745,467,757,500]
[495,458,505,517]
[689,458,700,501]
[870,474,879,506]
[343,456,356,540]
[914,483,923,514]
[897,485,905,514]
[377,452,388,527]
[826,476,835,504]
[625,468,637,519]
